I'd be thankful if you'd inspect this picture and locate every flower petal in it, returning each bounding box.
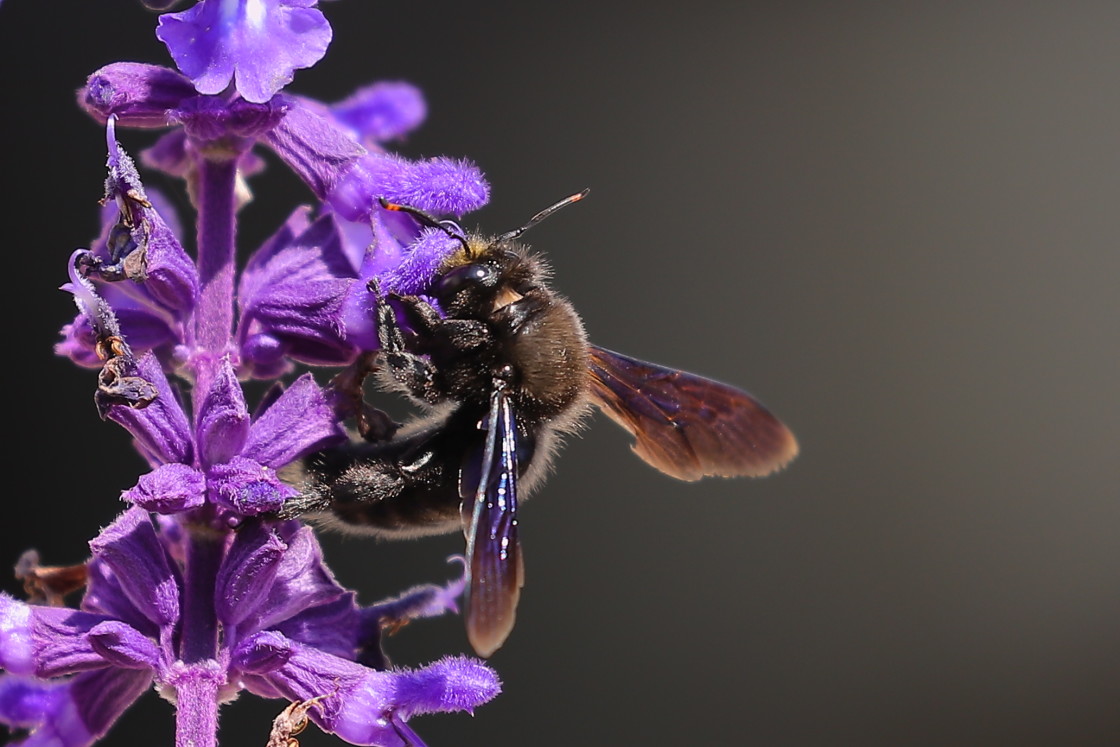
[106,353,194,466]
[208,456,297,516]
[263,97,366,200]
[157,0,332,103]
[88,508,181,630]
[242,374,346,468]
[215,521,286,627]
[328,153,489,223]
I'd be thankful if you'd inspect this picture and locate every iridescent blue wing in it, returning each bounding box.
[459,387,524,657]
[588,345,799,481]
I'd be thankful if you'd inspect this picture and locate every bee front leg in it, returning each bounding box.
[390,292,493,353]
[369,280,446,404]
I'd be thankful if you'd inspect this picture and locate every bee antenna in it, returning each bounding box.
[378,197,472,256]
[494,188,590,243]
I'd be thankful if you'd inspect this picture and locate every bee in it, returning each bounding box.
[286,191,798,657]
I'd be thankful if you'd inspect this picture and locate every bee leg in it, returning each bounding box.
[389,292,493,352]
[368,281,447,404]
[327,352,402,443]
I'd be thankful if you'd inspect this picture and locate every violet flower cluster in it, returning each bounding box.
[1,2,500,745]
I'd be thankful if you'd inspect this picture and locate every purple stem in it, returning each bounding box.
[179,528,225,663]
[193,156,238,360]
[173,659,222,747]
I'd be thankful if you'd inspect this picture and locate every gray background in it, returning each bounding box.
[1,1,1117,745]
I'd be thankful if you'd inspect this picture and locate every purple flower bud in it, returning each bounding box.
[329,153,489,223]
[88,509,181,629]
[87,620,161,671]
[106,353,194,466]
[80,62,197,128]
[208,456,297,515]
[196,359,251,466]
[331,81,427,145]
[215,523,287,626]
[231,630,292,674]
[122,463,207,513]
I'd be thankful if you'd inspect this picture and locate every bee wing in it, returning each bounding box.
[459,387,525,657]
[588,345,799,481]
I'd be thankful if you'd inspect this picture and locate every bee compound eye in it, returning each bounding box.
[437,263,495,298]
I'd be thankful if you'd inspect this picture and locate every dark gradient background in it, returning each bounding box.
[2,2,1117,745]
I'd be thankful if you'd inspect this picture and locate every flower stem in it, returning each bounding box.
[193,155,238,357]
[180,527,225,663]
[172,658,223,747]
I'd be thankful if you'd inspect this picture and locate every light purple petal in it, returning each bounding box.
[157,0,332,103]
[107,353,194,466]
[196,358,250,466]
[242,374,346,468]
[88,508,181,630]
[122,463,207,513]
[208,455,297,515]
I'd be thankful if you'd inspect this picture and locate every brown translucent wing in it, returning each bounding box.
[587,346,798,481]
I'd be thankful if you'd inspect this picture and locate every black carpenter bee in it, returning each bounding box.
[286,191,798,656]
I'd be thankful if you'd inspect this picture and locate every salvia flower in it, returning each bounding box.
[4,3,503,745]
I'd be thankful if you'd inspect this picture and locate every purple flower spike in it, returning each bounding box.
[157,0,333,103]
[32,3,511,743]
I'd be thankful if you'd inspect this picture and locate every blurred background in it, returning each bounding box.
[1,1,1117,745]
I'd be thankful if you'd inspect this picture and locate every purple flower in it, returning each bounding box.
[156,0,333,104]
[0,512,497,745]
